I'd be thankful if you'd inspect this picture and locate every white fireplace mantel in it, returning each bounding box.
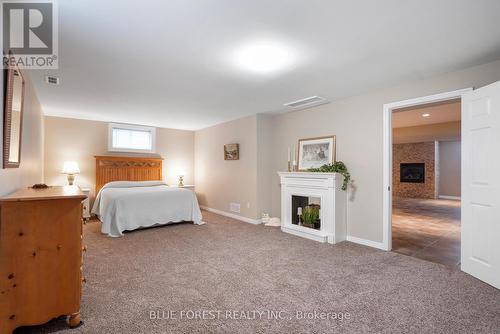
[278,172,346,244]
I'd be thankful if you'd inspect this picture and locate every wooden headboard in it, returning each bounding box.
[95,156,163,194]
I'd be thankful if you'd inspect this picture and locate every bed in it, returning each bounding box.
[91,156,203,237]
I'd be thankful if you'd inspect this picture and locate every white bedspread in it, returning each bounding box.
[91,181,203,237]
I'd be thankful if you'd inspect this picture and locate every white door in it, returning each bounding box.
[461,80,500,289]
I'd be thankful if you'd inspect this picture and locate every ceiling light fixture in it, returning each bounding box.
[422,113,431,117]
[232,40,297,74]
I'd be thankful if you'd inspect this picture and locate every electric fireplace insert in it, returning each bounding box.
[400,163,425,183]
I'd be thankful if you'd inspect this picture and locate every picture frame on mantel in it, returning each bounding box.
[298,136,336,171]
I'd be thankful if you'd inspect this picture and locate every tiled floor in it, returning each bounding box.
[392,197,461,267]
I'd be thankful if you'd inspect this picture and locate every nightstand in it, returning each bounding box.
[170,185,195,191]
[81,188,91,221]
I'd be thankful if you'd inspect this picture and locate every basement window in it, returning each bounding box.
[108,123,156,153]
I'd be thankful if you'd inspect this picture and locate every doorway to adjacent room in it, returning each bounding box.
[382,89,470,266]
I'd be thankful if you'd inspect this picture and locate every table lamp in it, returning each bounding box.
[62,161,80,185]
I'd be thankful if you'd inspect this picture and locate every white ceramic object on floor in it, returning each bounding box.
[264,217,281,227]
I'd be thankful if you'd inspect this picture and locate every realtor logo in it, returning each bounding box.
[1,1,58,69]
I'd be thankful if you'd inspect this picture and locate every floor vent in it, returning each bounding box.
[45,76,60,85]
[284,96,329,111]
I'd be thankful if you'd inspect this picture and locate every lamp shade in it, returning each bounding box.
[62,161,80,174]
[175,167,186,177]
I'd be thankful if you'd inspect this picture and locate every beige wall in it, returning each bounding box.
[393,121,460,144]
[0,71,44,196]
[44,116,194,199]
[439,141,461,197]
[192,59,500,242]
[194,115,259,219]
[267,59,500,243]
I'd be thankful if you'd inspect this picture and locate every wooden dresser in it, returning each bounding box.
[0,186,87,334]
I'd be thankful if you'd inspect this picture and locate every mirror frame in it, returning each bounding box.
[3,63,25,169]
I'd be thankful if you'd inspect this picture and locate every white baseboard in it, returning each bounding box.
[201,207,388,250]
[200,206,261,225]
[346,235,387,251]
[438,195,461,201]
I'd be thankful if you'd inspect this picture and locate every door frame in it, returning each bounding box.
[382,88,472,251]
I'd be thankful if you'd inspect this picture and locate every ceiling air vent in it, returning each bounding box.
[284,96,329,111]
[45,76,60,85]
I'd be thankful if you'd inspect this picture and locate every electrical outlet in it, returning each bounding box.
[247,202,250,209]
[230,202,241,213]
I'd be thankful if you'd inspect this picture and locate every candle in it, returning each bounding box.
[287,147,291,161]
[297,207,302,215]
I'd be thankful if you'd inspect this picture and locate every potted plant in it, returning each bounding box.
[302,205,320,229]
[308,161,351,191]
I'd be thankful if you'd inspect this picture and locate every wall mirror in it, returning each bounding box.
[3,65,25,168]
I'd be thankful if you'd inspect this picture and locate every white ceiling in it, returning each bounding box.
[392,100,461,128]
[32,0,500,130]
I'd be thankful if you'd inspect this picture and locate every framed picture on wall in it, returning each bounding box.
[298,136,336,170]
[224,143,239,160]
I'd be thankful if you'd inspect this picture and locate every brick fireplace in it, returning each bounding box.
[392,142,437,199]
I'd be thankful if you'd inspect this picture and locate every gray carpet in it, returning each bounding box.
[16,210,500,334]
